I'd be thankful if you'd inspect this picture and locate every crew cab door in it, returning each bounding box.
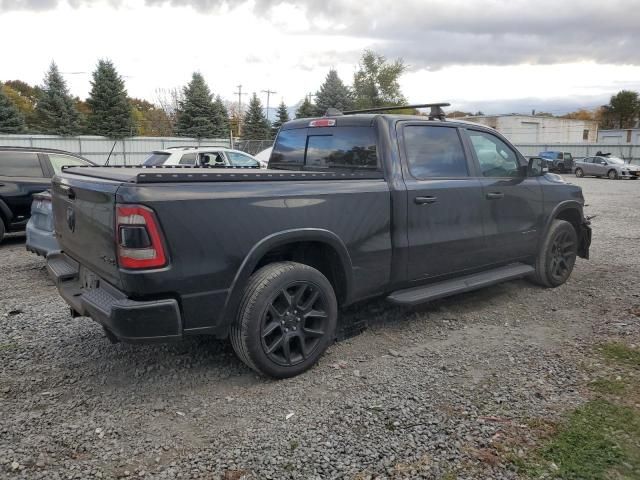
[463,128,542,264]
[399,123,487,280]
[0,151,50,226]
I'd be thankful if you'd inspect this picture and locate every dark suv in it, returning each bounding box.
[0,147,94,243]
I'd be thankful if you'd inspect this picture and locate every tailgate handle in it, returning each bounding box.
[61,186,76,200]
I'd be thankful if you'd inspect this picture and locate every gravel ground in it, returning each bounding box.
[1,175,639,479]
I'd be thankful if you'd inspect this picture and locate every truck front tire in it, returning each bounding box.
[531,219,578,288]
[230,261,338,378]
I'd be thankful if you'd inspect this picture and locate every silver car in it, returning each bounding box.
[574,155,640,180]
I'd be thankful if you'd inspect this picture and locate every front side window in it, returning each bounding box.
[200,152,226,166]
[48,154,91,175]
[467,130,521,177]
[226,151,259,167]
[0,152,44,177]
[403,125,468,178]
[305,127,377,170]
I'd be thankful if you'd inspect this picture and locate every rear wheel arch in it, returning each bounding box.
[222,230,353,327]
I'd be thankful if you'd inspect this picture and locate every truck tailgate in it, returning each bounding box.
[51,174,122,288]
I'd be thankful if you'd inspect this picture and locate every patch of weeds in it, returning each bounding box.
[283,462,294,472]
[540,399,640,479]
[0,343,18,351]
[600,343,640,367]
[289,440,299,451]
[590,378,627,395]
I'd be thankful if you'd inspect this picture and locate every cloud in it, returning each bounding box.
[2,0,640,69]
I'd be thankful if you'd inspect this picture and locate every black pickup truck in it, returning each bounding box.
[47,107,591,378]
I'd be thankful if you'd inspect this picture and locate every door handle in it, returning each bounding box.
[414,196,438,205]
[0,183,4,187]
[486,192,504,200]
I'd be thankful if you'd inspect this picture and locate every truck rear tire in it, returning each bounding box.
[0,218,5,244]
[230,261,338,378]
[531,219,577,288]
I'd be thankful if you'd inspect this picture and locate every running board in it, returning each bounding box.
[387,263,534,306]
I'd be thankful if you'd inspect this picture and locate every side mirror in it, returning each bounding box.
[528,157,548,176]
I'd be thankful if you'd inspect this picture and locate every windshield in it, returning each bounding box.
[605,157,625,165]
[143,152,171,166]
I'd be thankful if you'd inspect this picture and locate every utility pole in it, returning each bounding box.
[233,84,247,136]
[262,89,277,122]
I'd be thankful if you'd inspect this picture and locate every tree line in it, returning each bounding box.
[5,50,634,140]
[0,50,410,140]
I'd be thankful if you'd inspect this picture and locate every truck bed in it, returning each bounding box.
[61,166,383,184]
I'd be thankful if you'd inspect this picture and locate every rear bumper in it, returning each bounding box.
[25,220,60,257]
[47,253,182,343]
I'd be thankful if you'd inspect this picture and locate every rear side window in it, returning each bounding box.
[306,128,377,170]
[403,125,468,178]
[0,152,44,177]
[270,126,378,171]
[179,153,196,165]
[144,152,171,166]
[48,154,90,175]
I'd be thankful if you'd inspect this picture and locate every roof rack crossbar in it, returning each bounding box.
[332,103,450,120]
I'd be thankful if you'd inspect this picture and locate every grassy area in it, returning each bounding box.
[601,343,640,367]
[513,342,640,479]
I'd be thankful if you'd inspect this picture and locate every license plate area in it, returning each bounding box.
[79,266,100,290]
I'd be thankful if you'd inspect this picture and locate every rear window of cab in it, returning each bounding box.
[270,127,378,171]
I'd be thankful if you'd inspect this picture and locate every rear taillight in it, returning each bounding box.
[116,205,167,269]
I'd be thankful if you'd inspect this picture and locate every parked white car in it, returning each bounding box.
[254,146,273,168]
[143,146,262,168]
[574,155,640,180]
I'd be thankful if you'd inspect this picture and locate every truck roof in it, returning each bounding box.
[281,114,485,130]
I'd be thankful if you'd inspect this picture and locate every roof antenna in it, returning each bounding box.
[105,140,117,166]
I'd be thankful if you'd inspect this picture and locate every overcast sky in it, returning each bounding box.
[2,0,640,114]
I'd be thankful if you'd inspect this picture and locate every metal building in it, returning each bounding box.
[598,129,640,144]
[462,115,599,144]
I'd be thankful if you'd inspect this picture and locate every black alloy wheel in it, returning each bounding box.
[260,281,329,367]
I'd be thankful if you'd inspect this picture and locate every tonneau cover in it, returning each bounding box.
[60,166,383,183]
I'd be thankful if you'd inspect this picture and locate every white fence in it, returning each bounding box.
[2,135,638,166]
[514,143,640,164]
[0,135,231,165]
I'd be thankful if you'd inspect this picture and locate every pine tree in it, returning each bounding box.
[175,73,219,138]
[212,95,230,138]
[0,84,25,133]
[315,69,353,115]
[295,97,316,119]
[242,93,270,140]
[353,50,407,110]
[271,100,290,138]
[86,59,133,138]
[35,62,80,136]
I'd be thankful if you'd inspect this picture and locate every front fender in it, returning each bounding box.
[219,228,354,329]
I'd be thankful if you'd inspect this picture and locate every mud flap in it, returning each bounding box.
[578,220,592,259]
